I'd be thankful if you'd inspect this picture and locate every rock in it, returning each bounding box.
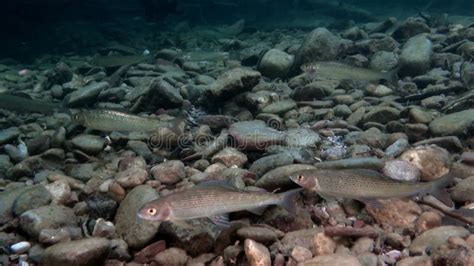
[369,51,398,72]
[285,127,321,148]
[244,239,271,266]
[211,147,248,168]
[86,193,118,220]
[66,81,109,107]
[157,218,219,256]
[351,237,374,255]
[44,180,71,205]
[292,80,339,101]
[291,246,313,263]
[399,145,450,181]
[392,17,431,40]
[236,227,278,244]
[262,99,297,115]
[19,205,78,238]
[0,127,20,145]
[151,160,186,185]
[258,49,294,79]
[115,167,148,188]
[347,107,366,126]
[397,256,432,266]
[279,229,325,256]
[409,226,470,255]
[399,34,432,77]
[154,247,188,266]
[365,84,393,97]
[229,121,286,151]
[363,106,400,124]
[385,138,409,158]
[115,185,160,249]
[149,79,184,107]
[383,160,420,182]
[366,199,422,231]
[301,254,361,266]
[71,134,106,155]
[42,237,110,266]
[0,186,29,224]
[12,185,52,216]
[450,176,474,202]
[429,109,474,136]
[356,128,388,149]
[293,27,343,69]
[126,141,154,162]
[408,108,432,124]
[134,240,166,264]
[208,67,261,100]
[313,232,336,256]
[249,153,293,177]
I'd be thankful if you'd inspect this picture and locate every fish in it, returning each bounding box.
[300,61,398,85]
[72,109,178,132]
[289,169,453,206]
[91,54,151,68]
[137,181,301,226]
[0,93,63,114]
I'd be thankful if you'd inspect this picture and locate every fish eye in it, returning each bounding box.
[147,208,157,216]
[296,175,304,181]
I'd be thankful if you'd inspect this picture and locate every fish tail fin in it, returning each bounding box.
[429,173,454,207]
[278,188,302,215]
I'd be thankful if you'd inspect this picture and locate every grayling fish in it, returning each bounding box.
[301,61,398,85]
[72,109,177,132]
[0,94,63,114]
[289,169,453,206]
[138,182,301,226]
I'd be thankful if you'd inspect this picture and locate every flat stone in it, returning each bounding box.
[249,153,294,177]
[258,49,294,79]
[301,254,361,266]
[71,134,106,155]
[66,81,109,107]
[19,205,78,238]
[409,226,470,255]
[0,127,20,145]
[450,176,474,202]
[42,237,110,266]
[363,106,400,124]
[236,227,278,244]
[150,160,186,185]
[12,185,52,216]
[429,109,474,136]
[154,247,188,265]
[208,67,261,99]
[262,99,297,115]
[211,147,248,168]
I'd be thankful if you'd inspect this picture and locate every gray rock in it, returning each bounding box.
[158,219,219,257]
[12,185,52,216]
[333,104,353,118]
[115,185,160,249]
[66,162,101,182]
[429,109,474,136]
[249,153,294,177]
[0,186,29,225]
[383,160,420,182]
[258,49,294,79]
[149,79,184,107]
[236,226,278,243]
[409,226,470,255]
[66,81,109,107]
[293,27,343,69]
[369,51,399,72]
[126,140,154,162]
[42,237,110,266]
[211,147,248,168]
[285,127,321,148]
[208,67,261,99]
[399,34,433,77]
[0,127,20,145]
[450,176,474,202]
[150,160,186,185]
[0,155,13,177]
[262,99,296,115]
[292,80,339,101]
[154,247,188,266]
[115,167,148,188]
[385,138,410,158]
[363,106,400,124]
[71,134,106,155]
[392,17,431,40]
[19,205,78,238]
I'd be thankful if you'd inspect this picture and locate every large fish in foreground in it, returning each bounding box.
[289,169,453,206]
[138,182,301,226]
[72,109,178,132]
[301,61,398,85]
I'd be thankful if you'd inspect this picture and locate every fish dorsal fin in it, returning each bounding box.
[209,213,231,228]
[193,180,242,191]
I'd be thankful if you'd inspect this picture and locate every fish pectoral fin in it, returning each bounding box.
[430,189,454,208]
[247,206,267,215]
[209,213,231,228]
[357,198,383,208]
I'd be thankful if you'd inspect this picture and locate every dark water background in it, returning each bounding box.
[1,0,473,62]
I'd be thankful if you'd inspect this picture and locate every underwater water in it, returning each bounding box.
[1,0,474,265]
